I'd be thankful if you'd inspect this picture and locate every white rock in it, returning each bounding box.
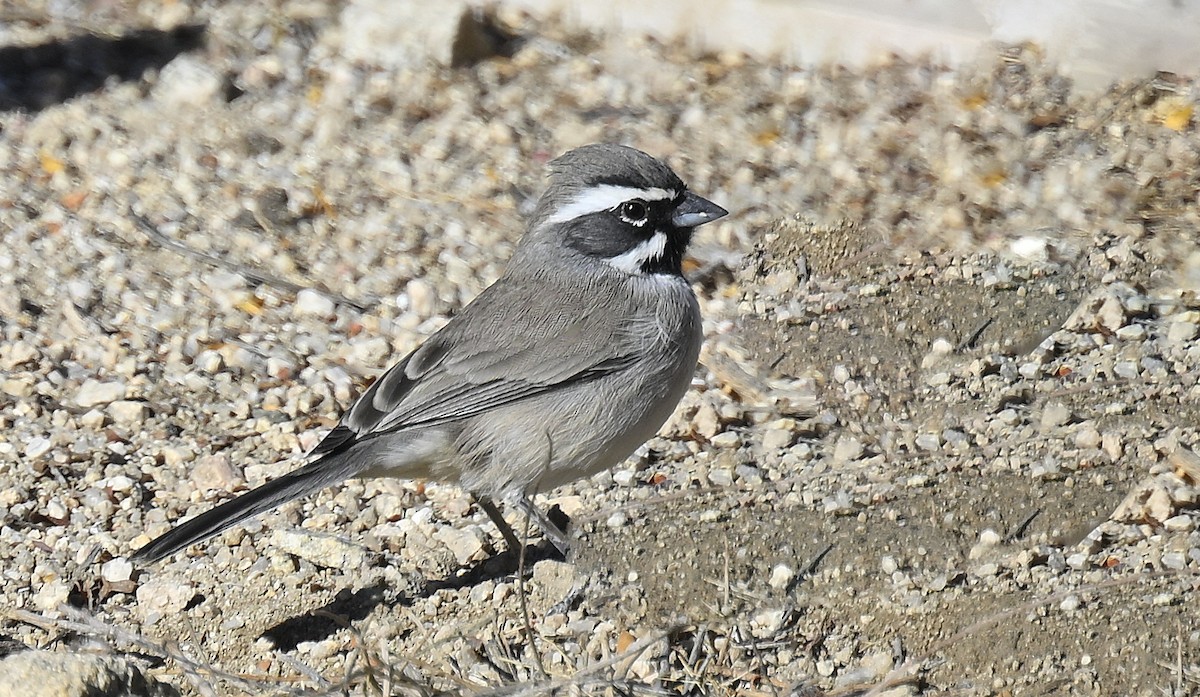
[135,577,196,617]
[190,454,242,492]
[1074,425,1101,449]
[1096,295,1126,331]
[768,563,795,589]
[161,446,195,467]
[105,475,135,493]
[1147,486,1174,523]
[1101,432,1124,459]
[266,355,297,379]
[612,469,637,487]
[1,377,32,397]
[693,402,720,438]
[324,366,354,402]
[293,289,336,318]
[431,525,486,565]
[915,433,941,451]
[973,562,999,576]
[1010,235,1048,261]
[822,491,855,515]
[833,436,865,462]
[45,500,67,521]
[929,337,954,355]
[406,278,435,317]
[101,558,133,583]
[194,350,223,374]
[107,400,147,426]
[0,340,37,369]
[74,379,126,407]
[1162,552,1187,570]
[271,529,368,568]
[336,0,469,68]
[710,431,740,448]
[751,608,787,636]
[1115,324,1146,341]
[1164,514,1194,532]
[1040,402,1071,429]
[1167,321,1198,343]
[33,579,69,611]
[925,371,951,386]
[707,468,734,486]
[605,511,628,528]
[761,428,793,451]
[24,437,52,460]
[80,409,106,428]
[154,54,223,107]
[0,651,167,697]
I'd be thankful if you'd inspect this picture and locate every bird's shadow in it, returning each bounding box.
[259,543,561,651]
[0,24,207,112]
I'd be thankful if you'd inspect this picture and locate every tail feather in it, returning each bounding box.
[132,456,358,563]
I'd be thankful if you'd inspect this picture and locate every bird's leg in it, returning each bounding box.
[517,427,572,556]
[477,495,523,554]
[515,495,571,556]
[478,429,571,556]
[477,494,570,556]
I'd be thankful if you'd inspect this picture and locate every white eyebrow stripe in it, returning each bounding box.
[545,185,677,225]
[607,231,667,274]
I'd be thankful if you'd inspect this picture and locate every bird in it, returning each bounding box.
[132,143,728,563]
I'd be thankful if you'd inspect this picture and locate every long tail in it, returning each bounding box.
[131,455,360,564]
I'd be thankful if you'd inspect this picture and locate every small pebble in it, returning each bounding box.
[74,379,126,407]
[1074,425,1102,450]
[1161,552,1187,570]
[1040,402,1072,429]
[1167,321,1198,343]
[768,563,794,589]
[101,558,133,583]
[833,437,865,463]
[612,469,637,487]
[135,578,196,618]
[293,289,335,318]
[431,525,486,565]
[762,428,793,451]
[915,433,941,451]
[1114,324,1146,341]
[24,437,52,459]
[106,400,147,426]
[710,431,740,448]
[191,454,242,492]
[707,468,734,487]
[271,529,367,568]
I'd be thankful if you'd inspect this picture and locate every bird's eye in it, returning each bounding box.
[618,199,649,224]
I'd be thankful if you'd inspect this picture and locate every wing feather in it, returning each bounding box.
[310,274,639,454]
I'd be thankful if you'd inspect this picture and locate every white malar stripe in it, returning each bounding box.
[607,231,667,274]
[545,185,677,225]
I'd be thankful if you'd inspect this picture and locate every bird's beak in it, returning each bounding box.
[671,191,728,229]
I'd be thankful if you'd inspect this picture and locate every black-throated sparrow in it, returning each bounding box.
[133,143,727,563]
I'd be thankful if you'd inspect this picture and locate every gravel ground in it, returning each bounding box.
[2,2,1200,696]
